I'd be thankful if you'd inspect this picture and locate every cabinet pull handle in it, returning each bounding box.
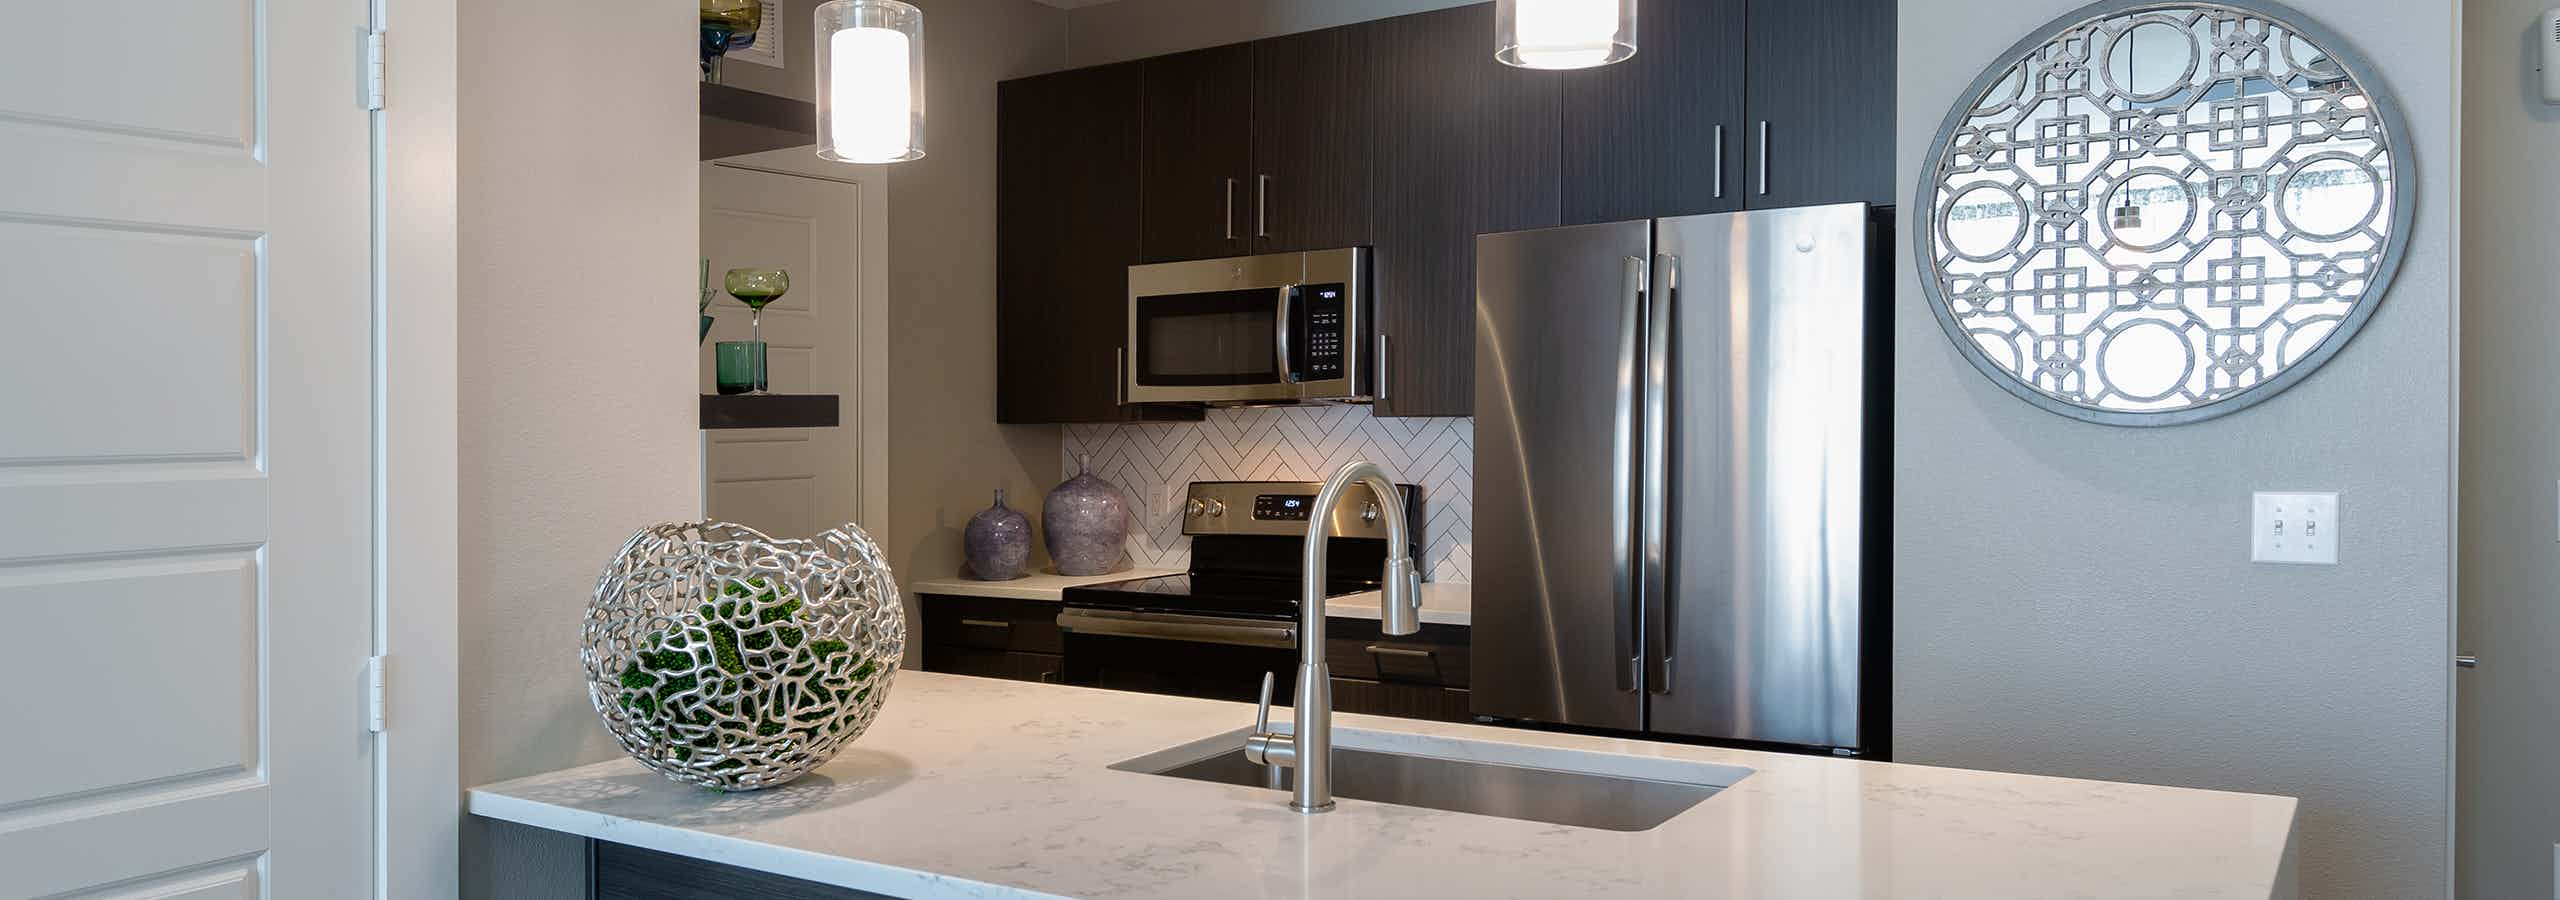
[1712,124,1724,199]
[1364,645,1434,659]
[960,618,1014,630]
[1224,177,1238,240]
[1756,120,1770,197]
[1375,333,1390,404]
[1256,174,1270,238]
[1115,347,1127,406]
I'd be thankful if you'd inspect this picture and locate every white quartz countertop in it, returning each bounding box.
[470,672,2296,900]
[907,568,1184,601]
[910,571,1473,626]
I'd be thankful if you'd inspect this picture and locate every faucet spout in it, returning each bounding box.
[1241,459,1422,814]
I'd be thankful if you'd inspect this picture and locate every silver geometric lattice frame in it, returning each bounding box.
[583,520,906,791]
[1914,0,2413,426]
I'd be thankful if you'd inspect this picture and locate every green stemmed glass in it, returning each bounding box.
[723,267,789,345]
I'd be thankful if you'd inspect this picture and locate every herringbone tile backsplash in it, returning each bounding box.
[1062,406,1474,582]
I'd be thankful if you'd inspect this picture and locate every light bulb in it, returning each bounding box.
[1498,0,1636,70]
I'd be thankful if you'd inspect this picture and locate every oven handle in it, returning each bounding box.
[1056,608,1298,649]
[1274,282,1302,384]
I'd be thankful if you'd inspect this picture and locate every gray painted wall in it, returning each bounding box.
[455,0,704,894]
[2458,0,2560,896]
[1894,1,2456,898]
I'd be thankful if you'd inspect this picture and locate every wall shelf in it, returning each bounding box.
[701,82,815,160]
[701,394,839,430]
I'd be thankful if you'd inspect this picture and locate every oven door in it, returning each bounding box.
[1126,249,1366,405]
[1056,608,1302,703]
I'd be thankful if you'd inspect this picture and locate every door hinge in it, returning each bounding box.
[363,30,387,110]
[367,654,388,733]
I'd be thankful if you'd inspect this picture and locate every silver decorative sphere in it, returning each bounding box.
[583,520,905,791]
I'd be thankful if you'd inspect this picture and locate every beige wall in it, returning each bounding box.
[882,0,1073,661]
[2458,0,2560,896]
[454,0,702,895]
[1893,1,2457,898]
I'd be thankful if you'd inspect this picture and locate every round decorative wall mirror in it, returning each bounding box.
[1915,0,2410,425]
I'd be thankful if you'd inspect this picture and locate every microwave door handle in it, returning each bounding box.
[1274,283,1301,384]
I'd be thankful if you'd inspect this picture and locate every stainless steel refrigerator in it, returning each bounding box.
[1470,202,1889,757]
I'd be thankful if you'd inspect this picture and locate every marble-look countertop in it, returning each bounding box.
[470,673,2297,900]
[907,568,1184,602]
[911,570,1473,626]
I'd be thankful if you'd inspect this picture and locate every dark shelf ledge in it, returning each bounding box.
[701,394,839,430]
[701,82,815,160]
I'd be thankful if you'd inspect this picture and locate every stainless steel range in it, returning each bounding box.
[1056,480,1419,703]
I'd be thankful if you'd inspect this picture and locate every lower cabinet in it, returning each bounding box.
[915,594,1064,685]
[593,840,892,900]
[1331,678,1472,723]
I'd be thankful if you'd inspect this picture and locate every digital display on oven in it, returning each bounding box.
[1252,494,1317,521]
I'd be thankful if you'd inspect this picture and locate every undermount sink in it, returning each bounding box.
[1111,727,1750,832]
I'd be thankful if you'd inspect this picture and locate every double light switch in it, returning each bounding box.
[2251,491,2339,565]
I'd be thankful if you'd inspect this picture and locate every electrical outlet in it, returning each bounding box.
[2251,491,2339,565]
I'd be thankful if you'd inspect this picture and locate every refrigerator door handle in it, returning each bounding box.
[1611,254,1646,694]
[1642,253,1678,695]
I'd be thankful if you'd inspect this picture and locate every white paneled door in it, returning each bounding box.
[0,0,376,897]
[699,164,874,539]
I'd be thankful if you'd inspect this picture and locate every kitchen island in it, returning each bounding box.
[470,672,2297,899]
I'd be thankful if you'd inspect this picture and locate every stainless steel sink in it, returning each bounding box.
[1112,728,1746,832]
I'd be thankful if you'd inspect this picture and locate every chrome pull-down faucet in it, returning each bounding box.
[1242,460,1422,812]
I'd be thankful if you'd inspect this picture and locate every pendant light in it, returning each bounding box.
[815,0,926,163]
[1495,0,1636,70]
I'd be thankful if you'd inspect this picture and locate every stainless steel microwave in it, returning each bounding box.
[1126,248,1373,405]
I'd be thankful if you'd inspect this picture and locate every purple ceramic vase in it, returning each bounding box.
[963,488,1031,581]
[1042,455,1128,576]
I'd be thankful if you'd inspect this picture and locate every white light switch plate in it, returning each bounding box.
[2252,491,2339,565]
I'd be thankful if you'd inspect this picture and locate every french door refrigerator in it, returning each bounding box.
[1470,202,1890,757]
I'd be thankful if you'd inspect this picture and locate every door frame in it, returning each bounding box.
[378,0,462,897]
[698,152,894,532]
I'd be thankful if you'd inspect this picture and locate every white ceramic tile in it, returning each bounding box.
[1063,407,1472,582]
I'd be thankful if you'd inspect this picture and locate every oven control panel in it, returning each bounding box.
[1180,480,1419,540]
[1252,494,1318,521]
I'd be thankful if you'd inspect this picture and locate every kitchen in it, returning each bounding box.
[1,0,2525,898]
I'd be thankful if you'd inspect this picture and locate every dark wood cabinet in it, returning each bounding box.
[1139,44,1254,263]
[1368,3,1558,417]
[1559,0,1747,225]
[1743,0,1896,208]
[917,595,1065,684]
[997,64,1202,425]
[1249,24,1373,253]
[596,840,891,899]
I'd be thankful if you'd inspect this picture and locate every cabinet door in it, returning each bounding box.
[1559,0,1746,225]
[1369,3,1559,417]
[1141,44,1254,263]
[998,65,1202,424]
[1249,24,1371,252]
[1743,0,1894,208]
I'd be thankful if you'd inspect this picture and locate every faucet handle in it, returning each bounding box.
[1242,671,1295,767]
[1253,670,1276,733]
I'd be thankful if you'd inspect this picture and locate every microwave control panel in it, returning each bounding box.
[1298,282,1346,381]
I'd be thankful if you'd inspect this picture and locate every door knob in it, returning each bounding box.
[2456,655,2479,669]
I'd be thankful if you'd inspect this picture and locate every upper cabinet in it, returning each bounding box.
[1559,0,1747,225]
[1370,3,1557,417]
[998,63,1202,425]
[1251,25,1375,253]
[1139,45,1254,263]
[1743,0,1896,208]
[1140,30,1375,262]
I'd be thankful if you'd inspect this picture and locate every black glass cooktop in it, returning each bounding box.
[1060,573,1375,622]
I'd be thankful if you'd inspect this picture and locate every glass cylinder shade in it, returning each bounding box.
[815,0,926,163]
[1495,0,1636,70]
